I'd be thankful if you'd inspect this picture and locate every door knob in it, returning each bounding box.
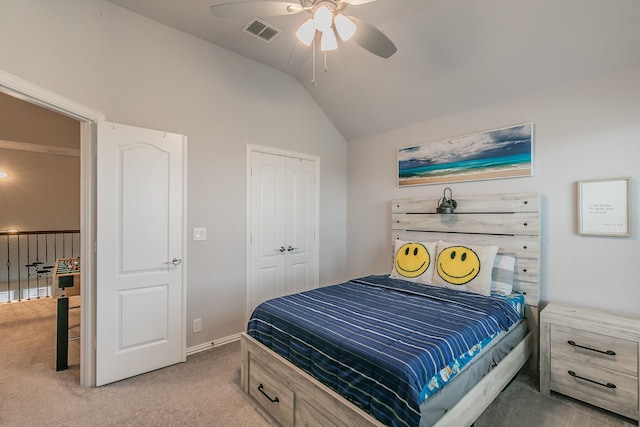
[164,257,182,265]
[277,246,286,253]
[287,246,298,252]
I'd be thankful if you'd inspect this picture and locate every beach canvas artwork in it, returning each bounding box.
[398,123,533,186]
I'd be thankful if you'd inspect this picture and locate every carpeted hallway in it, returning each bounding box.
[0,297,635,426]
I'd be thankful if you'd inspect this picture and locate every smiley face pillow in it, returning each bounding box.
[432,241,498,295]
[390,239,437,284]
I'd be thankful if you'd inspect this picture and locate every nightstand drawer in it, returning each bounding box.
[249,359,295,427]
[551,356,638,419]
[551,324,638,376]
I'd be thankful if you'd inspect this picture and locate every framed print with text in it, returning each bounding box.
[578,177,631,237]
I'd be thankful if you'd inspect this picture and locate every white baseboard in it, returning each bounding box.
[213,333,241,347]
[186,333,241,356]
[186,342,213,356]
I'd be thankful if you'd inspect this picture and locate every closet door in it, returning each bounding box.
[284,156,316,295]
[248,149,318,318]
[249,151,287,313]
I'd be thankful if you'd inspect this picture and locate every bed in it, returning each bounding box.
[241,192,541,426]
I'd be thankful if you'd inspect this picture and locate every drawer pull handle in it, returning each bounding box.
[257,383,280,403]
[568,370,617,389]
[567,340,616,356]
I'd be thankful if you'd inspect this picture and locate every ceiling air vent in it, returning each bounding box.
[242,17,281,43]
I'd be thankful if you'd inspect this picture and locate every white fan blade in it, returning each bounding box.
[349,16,397,58]
[344,0,377,5]
[210,1,304,17]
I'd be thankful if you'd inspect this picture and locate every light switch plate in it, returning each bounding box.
[193,227,207,241]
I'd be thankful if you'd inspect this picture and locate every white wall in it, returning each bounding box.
[347,65,640,316]
[0,0,347,347]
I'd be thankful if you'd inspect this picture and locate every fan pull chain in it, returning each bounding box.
[323,51,328,72]
[311,38,317,85]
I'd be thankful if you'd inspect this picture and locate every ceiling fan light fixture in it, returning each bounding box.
[296,18,316,45]
[313,5,333,32]
[320,28,338,51]
[334,14,356,41]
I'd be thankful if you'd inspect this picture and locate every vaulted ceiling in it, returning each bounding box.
[108,0,640,141]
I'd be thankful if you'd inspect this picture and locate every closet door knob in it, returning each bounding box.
[277,246,286,253]
[287,246,298,252]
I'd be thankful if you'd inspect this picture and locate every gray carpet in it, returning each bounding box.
[475,370,635,427]
[0,297,635,426]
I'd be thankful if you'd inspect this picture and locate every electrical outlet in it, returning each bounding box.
[192,318,202,333]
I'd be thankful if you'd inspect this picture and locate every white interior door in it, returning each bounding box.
[248,148,318,318]
[249,151,287,313]
[96,121,186,386]
[285,156,317,295]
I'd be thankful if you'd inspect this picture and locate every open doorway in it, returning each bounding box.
[0,91,82,372]
[0,70,103,386]
[1,70,188,387]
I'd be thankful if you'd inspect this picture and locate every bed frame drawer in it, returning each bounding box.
[248,359,295,426]
[550,356,638,419]
[551,324,638,375]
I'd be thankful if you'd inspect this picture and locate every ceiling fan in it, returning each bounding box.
[210,0,397,59]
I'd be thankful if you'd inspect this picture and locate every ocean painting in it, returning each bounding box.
[398,123,533,186]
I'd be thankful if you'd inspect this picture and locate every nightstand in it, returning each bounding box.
[540,302,640,421]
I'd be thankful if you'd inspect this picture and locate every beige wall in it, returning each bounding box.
[0,92,80,231]
[0,0,347,348]
[347,65,640,316]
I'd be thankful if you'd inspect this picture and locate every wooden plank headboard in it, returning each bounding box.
[391,192,541,308]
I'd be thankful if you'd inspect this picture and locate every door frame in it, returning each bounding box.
[0,70,104,386]
[245,144,320,323]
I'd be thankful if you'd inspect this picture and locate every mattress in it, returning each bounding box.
[247,275,525,427]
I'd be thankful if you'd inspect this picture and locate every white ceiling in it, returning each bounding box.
[108,0,640,141]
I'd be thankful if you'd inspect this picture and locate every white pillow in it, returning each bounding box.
[491,254,516,295]
[432,241,498,296]
[390,240,437,284]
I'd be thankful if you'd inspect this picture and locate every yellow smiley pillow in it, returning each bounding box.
[432,241,498,295]
[390,239,437,284]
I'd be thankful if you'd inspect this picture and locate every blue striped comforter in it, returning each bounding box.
[247,275,522,427]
